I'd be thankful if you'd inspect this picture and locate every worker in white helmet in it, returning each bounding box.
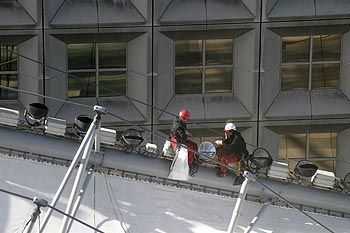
[215,122,247,177]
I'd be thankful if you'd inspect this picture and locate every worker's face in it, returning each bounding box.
[180,116,189,123]
[224,130,233,139]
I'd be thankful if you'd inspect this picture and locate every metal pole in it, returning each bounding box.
[25,198,48,233]
[227,171,256,233]
[59,126,96,233]
[40,122,97,232]
[65,168,94,233]
[244,202,269,233]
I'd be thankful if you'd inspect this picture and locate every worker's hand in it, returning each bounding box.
[215,140,222,145]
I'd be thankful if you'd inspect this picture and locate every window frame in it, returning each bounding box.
[67,42,128,98]
[280,34,341,91]
[174,39,234,95]
[0,45,19,100]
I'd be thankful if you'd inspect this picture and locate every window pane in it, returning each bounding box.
[99,43,126,69]
[68,44,96,70]
[312,63,339,89]
[312,160,336,173]
[313,35,341,62]
[281,64,309,90]
[175,40,202,67]
[205,68,232,93]
[68,72,96,98]
[0,74,18,100]
[175,69,202,94]
[309,133,336,158]
[0,45,17,71]
[99,71,126,97]
[206,39,233,65]
[278,134,306,159]
[282,36,310,63]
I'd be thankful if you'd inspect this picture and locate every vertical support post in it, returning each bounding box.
[244,202,269,233]
[227,171,256,233]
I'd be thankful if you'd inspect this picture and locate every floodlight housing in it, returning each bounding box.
[342,172,350,192]
[45,117,66,136]
[120,128,144,153]
[294,160,318,178]
[198,141,216,158]
[100,127,117,145]
[267,161,290,180]
[249,148,273,170]
[73,115,93,136]
[312,170,336,189]
[24,103,49,126]
[0,107,19,127]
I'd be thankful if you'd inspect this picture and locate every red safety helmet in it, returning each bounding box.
[179,109,190,121]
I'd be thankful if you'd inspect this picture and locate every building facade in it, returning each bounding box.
[0,0,350,177]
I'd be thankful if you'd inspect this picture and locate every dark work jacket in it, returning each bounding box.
[171,117,188,143]
[222,131,247,158]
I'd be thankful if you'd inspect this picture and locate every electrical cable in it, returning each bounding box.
[0,84,336,233]
[0,188,104,233]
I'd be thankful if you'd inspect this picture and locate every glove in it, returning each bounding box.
[215,140,223,145]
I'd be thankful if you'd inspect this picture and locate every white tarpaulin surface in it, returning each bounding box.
[0,155,349,233]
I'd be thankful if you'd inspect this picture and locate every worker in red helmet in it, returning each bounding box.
[170,109,199,176]
[215,122,248,179]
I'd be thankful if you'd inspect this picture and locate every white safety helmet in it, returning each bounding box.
[224,122,236,132]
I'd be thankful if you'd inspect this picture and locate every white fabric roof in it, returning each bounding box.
[0,155,349,233]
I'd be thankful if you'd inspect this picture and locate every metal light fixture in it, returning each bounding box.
[198,141,216,159]
[120,128,144,153]
[267,161,290,181]
[0,107,19,127]
[45,117,66,136]
[24,103,49,126]
[247,148,273,172]
[100,127,117,146]
[294,160,318,179]
[73,115,93,137]
[312,170,336,189]
[341,172,350,192]
[137,143,160,158]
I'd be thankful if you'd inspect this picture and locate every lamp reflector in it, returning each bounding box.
[294,160,318,178]
[250,148,273,169]
[74,115,93,133]
[121,128,144,153]
[198,141,216,158]
[343,173,350,192]
[0,107,19,127]
[45,117,66,136]
[25,103,49,126]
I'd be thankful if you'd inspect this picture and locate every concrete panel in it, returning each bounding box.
[128,33,148,75]
[98,0,146,25]
[337,128,350,178]
[241,126,257,153]
[160,0,206,24]
[127,71,148,120]
[268,0,315,19]
[260,67,280,116]
[241,0,257,17]
[311,90,350,117]
[316,0,350,17]
[45,35,67,116]
[50,0,98,26]
[18,36,41,106]
[17,0,38,24]
[129,0,149,20]
[234,68,255,116]
[204,94,252,120]
[263,29,281,72]
[156,0,173,21]
[156,33,174,75]
[341,32,350,100]
[206,0,254,22]
[46,0,65,26]
[265,91,311,119]
[0,1,36,27]
[154,71,174,121]
[235,29,256,71]
[159,95,205,122]
[260,126,279,161]
[265,0,278,16]
[343,32,350,63]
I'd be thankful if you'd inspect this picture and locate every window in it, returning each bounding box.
[0,45,18,100]
[67,43,127,98]
[281,35,341,91]
[175,39,233,94]
[279,132,337,172]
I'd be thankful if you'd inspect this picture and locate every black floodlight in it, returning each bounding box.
[249,148,273,170]
[198,141,216,159]
[343,172,350,192]
[294,160,318,178]
[73,115,93,137]
[24,103,49,126]
[120,128,144,153]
